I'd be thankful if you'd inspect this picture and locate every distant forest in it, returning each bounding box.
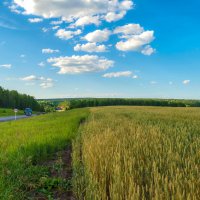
[1,85,200,112]
[0,86,42,111]
[39,98,200,110]
[69,98,200,109]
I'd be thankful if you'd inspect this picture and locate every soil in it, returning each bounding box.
[30,146,76,200]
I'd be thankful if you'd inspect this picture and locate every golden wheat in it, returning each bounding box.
[73,106,200,200]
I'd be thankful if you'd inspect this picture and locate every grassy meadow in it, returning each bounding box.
[0,108,89,199]
[0,108,24,117]
[73,106,200,200]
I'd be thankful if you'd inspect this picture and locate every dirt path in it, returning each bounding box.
[50,147,75,200]
[31,146,76,200]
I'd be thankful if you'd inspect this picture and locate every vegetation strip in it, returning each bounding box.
[0,108,24,117]
[38,98,200,113]
[0,108,89,200]
[0,86,42,111]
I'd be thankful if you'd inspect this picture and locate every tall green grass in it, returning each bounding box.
[0,108,24,117]
[0,108,89,199]
[73,106,200,200]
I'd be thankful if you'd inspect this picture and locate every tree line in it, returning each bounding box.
[0,86,43,111]
[69,98,200,109]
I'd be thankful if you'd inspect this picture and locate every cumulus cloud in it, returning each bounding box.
[116,30,155,52]
[183,80,190,85]
[9,4,21,14]
[12,0,133,24]
[50,20,63,25]
[114,24,155,54]
[20,75,54,88]
[141,45,156,56]
[74,16,100,27]
[74,43,106,53]
[103,71,132,78]
[105,11,126,22]
[42,27,49,32]
[105,0,133,22]
[42,48,60,54]
[132,75,138,79]
[28,18,43,23]
[47,55,114,74]
[40,80,54,89]
[52,26,60,30]
[38,62,45,67]
[0,64,12,69]
[55,29,82,40]
[114,24,144,37]
[20,75,39,81]
[84,29,111,43]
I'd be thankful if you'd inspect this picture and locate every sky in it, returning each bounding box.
[0,0,200,99]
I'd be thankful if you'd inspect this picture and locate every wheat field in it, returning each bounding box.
[73,106,200,200]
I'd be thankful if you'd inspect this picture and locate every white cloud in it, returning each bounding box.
[28,18,43,23]
[120,0,134,10]
[42,48,60,54]
[50,20,63,25]
[105,11,126,22]
[103,71,132,78]
[114,24,155,55]
[116,30,155,52]
[84,29,111,43]
[48,55,114,74]
[40,81,54,89]
[114,24,144,37]
[132,75,138,79]
[42,27,49,32]
[20,75,54,88]
[20,75,38,81]
[74,16,100,27]
[105,1,133,22]
[55,29,82,40]
[40,77,54,89]
[9,4,21,14]
[52,26,59,30]
[74,43,106,53]
[38,62,45,67]
[0,64,12,69]
[141,45,155,56]
[183,80,190,85]
[12,0,133,24]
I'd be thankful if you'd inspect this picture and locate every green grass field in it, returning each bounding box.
[73,106,200,200]
[0,108,89,199]
[0,108,24,117]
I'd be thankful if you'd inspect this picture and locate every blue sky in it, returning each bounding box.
[0,0,200,99]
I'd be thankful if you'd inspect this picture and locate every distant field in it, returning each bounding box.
[0,108,24,117]
[73,106,200,200]
[0,108,89,199]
